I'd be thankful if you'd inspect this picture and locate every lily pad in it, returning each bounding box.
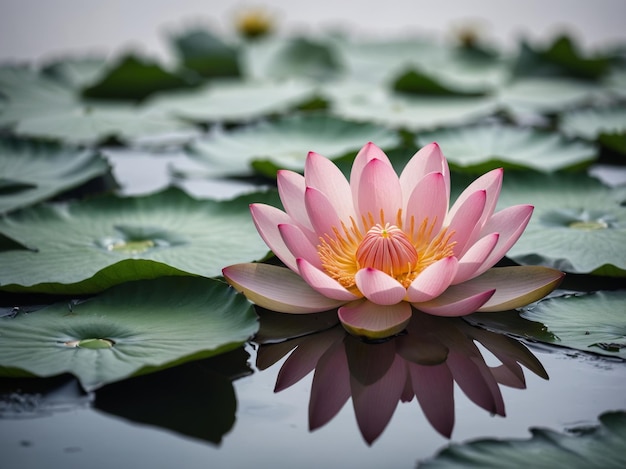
[417,125,597,173]
[0,188,280,294]
[42,56,109,89]
[327,82,497,131]
[419,411,626,468]
[495,172,626,275]
[0,137,110,214]
[467,291,626,359]
[147,80,317,123]
[561,106,626,154]
[82,54,196,101]
[0,276,258,390]
[186,114,401,177]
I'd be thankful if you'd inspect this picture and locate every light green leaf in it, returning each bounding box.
[41,56,109,89]
[417,124,597,173]
[560,106,626,153]
[0,276,258,390]
[0,137,110,214]
[0,188,280,293]
[186,113,401,177]
[419,411,626,469]
[147,80,317,123]
[496,172,626,275]
[326,82,497,131]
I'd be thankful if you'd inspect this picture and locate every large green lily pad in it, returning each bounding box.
[0,188,280,293]
[496,172,626,275]
[327,82,497,131]
[560,106,626,154]
[147,80,317,123]
[419,411,626,468]
[0,276,258,390]
[0,137,110,214]
[417,124,597,173]
[186,113,401,177]
[467,290,626,359]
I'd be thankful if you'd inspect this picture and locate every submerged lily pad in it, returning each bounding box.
[419,411,626,468]
[186,114,401,177]
[0,276,258,390]
[496,172,626,275]
[0,138,110,214]
[0,188,280,293]
[147,80,317,123]
[417,125,597,172]
[468,291,626,359]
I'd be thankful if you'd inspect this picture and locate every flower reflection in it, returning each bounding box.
[256,309,548,444]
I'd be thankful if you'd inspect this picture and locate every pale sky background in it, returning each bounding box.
[1,0,625,63]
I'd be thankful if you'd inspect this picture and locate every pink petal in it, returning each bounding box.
[304,186,342,237]
[309,339,351,430]
[277,170,314,233]
[406,256,459,302]
[350,142,393,207]
[399,142,450,207]
[404,171,447,238]
[446,168,503,229]
[298,258,361,301]
[250,203,298,271]
[471,266,565,312]
[412,287,495,317]
[355,268,406,305]
[338,300,412,339]
[223,263,347,313]
[356,158,402,224]
[452,233,500,284]
[278,223,322,269]
[409,362,455,438]
[305,151,355,222]
[473,204,534,276]
[445,189,487,256]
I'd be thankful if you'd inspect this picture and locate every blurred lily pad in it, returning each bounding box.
[170,28,240,79]
[185,113,401,177]
[417,124,597,172]
[0,276,258,390]
[0,188,280,293]
[496,172,626,275]
[42,56,108,89]
[82,54,196,101]
[561,106,626,154]
[419,411,626,468]
[147,79,317,123]
[327,82,497,131]
[0,137,110,214]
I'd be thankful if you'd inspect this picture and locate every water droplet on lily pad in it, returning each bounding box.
[95,224,188,255]
[568,220,608,230]
[64,338,115,349]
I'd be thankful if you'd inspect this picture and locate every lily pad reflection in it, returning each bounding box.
[255,309,547,444]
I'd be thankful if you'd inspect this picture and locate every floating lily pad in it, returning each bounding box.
[419,411,626,468]
[0,138,110,214]
[561,107,626,154]
[0,188,280,294]
[497,77,603,115]
[327,82,497,131]
[417,125,597,173]
[82,54,196,101]
[496,172,626,275]
[42,56,109,89]
[0,276,258,390]
[467,291,626,359]
[393,68,487,97]
[147,80,317,123]
[186,114,401,177]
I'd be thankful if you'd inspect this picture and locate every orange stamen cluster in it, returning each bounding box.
[317,209,456,294]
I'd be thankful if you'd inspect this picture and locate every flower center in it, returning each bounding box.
[356,223,418,277]
[317,211,456,294]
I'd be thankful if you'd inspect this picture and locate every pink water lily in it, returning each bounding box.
[223,142,564,339]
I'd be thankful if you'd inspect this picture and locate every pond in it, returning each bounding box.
[1,3,626,468]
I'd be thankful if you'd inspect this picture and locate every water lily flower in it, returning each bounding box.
[223,142,564,339]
